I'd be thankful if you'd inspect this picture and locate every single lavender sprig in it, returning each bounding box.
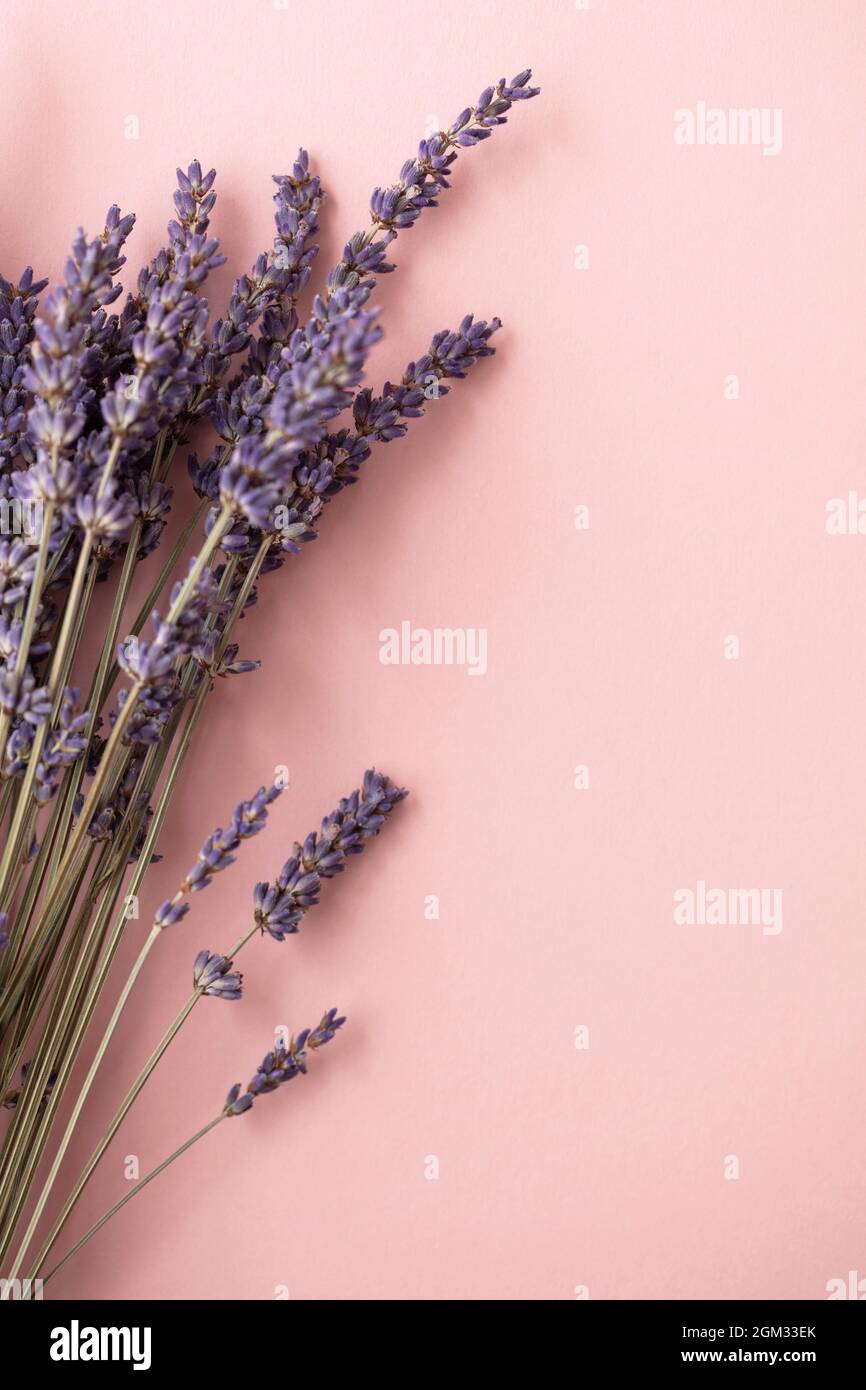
[187,150,325,491]
[192,950,242,999]
[21,207,136,506]
[249,151,325,374]
[254,768,408,941]
[191,767,407,996]
[153,781,283,929]
[224,1009,346,1115]
[325,69,539,299]
[98,163,225,473]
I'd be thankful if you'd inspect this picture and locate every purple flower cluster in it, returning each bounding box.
[0,73,540,1285]
[189,71,537,572]
[223,1008,346,1116]
[19,207,135,511]
[189,768,406,1005]
[0,269,48,471]
[270,313,503,557]
[153,781,283,929]
[254,768,407,942]
[0,72,537,834]
[193,949,242,1000]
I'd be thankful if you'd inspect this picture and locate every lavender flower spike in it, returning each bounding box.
[254,768,407,942]
[223,1009,346,1116]
[153,780,284,931]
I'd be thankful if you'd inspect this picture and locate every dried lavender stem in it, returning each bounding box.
[0,533,96,906]
[0,500,55,771]
[3,923,161,1283]
[39,524,146,906]
[29,918,264,1276]
[0,668,193,1123]
[166,502,232,625]
[0,763,168,1256]
[37,1116,226,1292]
[29,990,203,1276]
[5,673,212,1273]
[0,845,102,1239]
[101,496,209,692]
[9,537,257,1227]
[0,693,140,1025]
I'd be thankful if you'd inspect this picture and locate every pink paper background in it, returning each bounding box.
[3,0,864,1300]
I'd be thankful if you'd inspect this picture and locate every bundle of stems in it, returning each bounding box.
[0,70,538,1291]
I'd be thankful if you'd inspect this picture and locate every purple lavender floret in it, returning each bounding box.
[148,782,285,935]
[0,540,38,608]
[132,478,173,558]
[217,296,381,531]
[193,949,243,1000]
[0,667,50,724]
[223,1008,346,1116]
[2,1058,59,1110]
[328,68,538,298]
[0,268,49,471]
[169,160,217,248]
[254,768,407,942]
[23,207,135,492]
[194,71,537,561]
[0,910,8,953]
[179,782,283,893]
[108,561,230,747]
[154,899,190,930]
[248,150,324,376]
[33,688,90,805]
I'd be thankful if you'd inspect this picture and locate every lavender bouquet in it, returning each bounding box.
[0,70,538,1293]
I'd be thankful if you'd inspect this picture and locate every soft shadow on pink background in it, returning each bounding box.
[2,0,864,1299]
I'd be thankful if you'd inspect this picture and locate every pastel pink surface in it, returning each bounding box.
[3,0,864,1299]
